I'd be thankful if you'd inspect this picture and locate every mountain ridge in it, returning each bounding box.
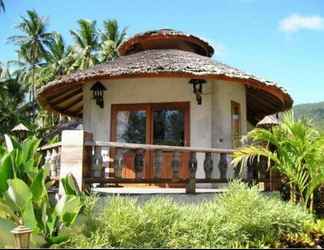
[293,101,324,131]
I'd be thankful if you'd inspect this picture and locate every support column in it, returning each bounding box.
[59,130,93,194]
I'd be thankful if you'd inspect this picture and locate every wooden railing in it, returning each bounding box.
[37,129,263,194]
[84,141,238,193]
[38,142,61,180]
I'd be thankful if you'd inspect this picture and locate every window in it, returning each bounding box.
[231,101,241,148]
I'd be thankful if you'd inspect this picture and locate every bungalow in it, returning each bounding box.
[37,29,293,192]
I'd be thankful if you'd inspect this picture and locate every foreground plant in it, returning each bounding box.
[232,112,324,211]
[63,182,318,249]
[0,135,83,247]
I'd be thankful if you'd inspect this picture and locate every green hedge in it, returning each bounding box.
[62,182,316,248]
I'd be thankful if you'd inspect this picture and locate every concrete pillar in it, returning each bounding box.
[59,130,93,194]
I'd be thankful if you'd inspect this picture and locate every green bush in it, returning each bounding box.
[63,181,317,248]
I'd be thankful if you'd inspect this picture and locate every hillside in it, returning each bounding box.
[294,101,324,131]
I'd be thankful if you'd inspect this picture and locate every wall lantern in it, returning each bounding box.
[90,81,106,108]
[11,225,32,249]
[188,79,207,105]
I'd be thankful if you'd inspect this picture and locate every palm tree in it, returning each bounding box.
[0,69,32,138]
[8,10,53,105]
[232,112,324,211]
[40,32,72,84]
[100,19,127,61]
[70,19,99,70]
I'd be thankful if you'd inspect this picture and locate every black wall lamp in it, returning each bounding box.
[188,79,207,105]
[90,81,106,108]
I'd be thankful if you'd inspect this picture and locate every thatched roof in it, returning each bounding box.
[256,114,280,128]
[118,29,214,57]
[37,29,293,124]
[11,123,29,132]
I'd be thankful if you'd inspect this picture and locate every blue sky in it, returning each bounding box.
[0,0,324,105]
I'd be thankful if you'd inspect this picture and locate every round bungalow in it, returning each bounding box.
[38,29,292,179]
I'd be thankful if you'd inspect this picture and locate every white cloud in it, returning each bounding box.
[279,14,324,32]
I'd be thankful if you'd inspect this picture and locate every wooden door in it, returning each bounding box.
[111,102,190,182]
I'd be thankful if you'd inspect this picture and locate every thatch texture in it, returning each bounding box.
[118,29,214,57]
[37,30,293,124]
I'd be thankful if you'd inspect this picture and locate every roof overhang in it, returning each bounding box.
[38,49,293,124]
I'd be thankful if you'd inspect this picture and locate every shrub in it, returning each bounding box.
[63,181,317,248]
[232,112,324,212]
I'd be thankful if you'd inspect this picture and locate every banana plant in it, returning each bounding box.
[0,135,84,247]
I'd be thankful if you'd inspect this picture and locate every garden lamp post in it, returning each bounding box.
[11,225,32,249]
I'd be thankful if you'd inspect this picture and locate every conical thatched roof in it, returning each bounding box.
[37,29,293,124]
[256,114,280,128]
[11,123,29,132]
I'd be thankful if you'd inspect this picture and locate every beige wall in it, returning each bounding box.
[83,77,247,179]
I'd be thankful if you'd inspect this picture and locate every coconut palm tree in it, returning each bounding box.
[8,10,53,105]
[70,19,99,71]
[232,112,324,211]
[100,19,127,61]
[0,70,32,138]
[39,32,73,84]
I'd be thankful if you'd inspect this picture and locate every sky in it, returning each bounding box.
[0,0,324,105]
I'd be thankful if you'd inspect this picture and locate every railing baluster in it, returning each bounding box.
[186,152,197,193]
[218,152,228,179]
[91,146,103,178]
[44,149,51,168]
[114,148,124,178]
[153,149,163,178]
[50,149,58,178]
[56,147,61,177]
[171,151,181,179]
[134,149,144,178]
[203,152,213,179]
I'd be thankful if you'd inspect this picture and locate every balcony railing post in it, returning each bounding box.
[91,146,103,178]
[153,150,163,178]
[114,148,124,178]
[56,147,61,177]
[171,151,181,179]
[186,152,197,194]
[218,152,228,180]
[203,152,213,179]
[50,148,58,178]
[59,130,93,193]
[134,149,144,178]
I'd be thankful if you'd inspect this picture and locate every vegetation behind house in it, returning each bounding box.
[294,101,324,132]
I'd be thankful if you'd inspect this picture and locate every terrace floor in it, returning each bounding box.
[92,187,226,194]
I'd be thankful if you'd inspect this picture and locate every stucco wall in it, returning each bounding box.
[83,77,246,179]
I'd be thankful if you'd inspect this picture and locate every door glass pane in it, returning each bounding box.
[153,109,184,146]
[116,111,146,143]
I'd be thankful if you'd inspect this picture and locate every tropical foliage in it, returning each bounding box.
[1,9,127,140]
[0,67,33,139]
[62,182,322,249]
[232,112,324,211]
[294,101,324,133]
[8,10,53,106]
[0,135,84,247]
[100,19,127,61]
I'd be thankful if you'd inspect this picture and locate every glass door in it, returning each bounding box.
[111,102,190,180]
[111,104,151,179]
